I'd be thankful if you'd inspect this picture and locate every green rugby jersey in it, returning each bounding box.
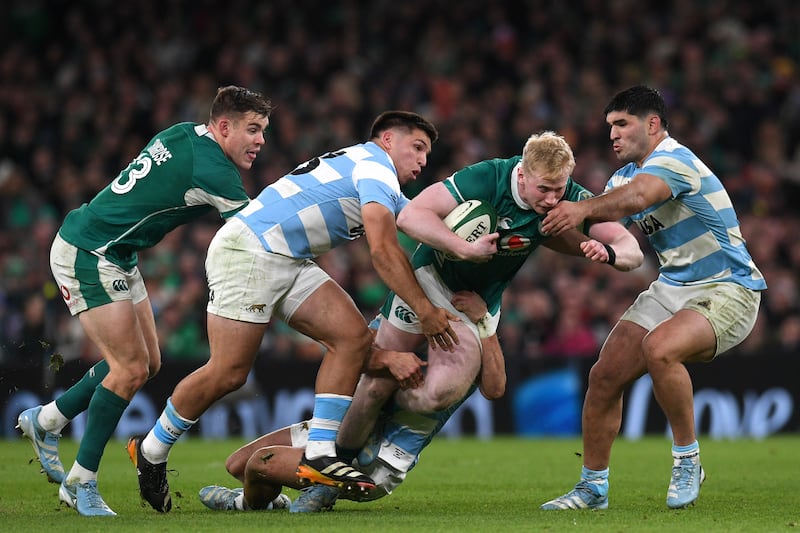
[411,156,593,314]
[59,123,250,270]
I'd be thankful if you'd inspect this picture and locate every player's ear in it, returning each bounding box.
[649,114,661,133]
[380,129,394,150]
[216,117,232,137]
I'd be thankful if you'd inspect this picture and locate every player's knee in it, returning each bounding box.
[219,368,250,393]
[225,452,247,480]
[225,453,247,481]
[641,334,675,367]
[588,361,623,393]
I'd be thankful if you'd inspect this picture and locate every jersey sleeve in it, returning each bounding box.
[640,151,701,198]
[353,160,405,216]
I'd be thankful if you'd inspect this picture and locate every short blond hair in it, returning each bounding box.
[521,131,575,181]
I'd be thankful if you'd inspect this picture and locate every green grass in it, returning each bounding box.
[1,436,798,532]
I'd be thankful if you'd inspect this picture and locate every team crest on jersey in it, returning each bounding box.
[499,234,531,251]
[394,304,417,324]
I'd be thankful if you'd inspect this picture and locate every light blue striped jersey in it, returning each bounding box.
[236,141,409,258]
[607,137,766,290]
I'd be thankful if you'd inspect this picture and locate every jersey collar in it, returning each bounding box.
[510,162,533,210]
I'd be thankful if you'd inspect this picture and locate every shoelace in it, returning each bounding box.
[81,482,109,509]
[672,464,696,490]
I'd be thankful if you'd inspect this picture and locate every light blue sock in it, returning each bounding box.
[305,394,351,459]
[672,441,699,464]
[672,441,699,455]
[142,397,196,463]
[581,466,609,496]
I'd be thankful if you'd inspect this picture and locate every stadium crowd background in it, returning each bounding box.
[1,0,799,370]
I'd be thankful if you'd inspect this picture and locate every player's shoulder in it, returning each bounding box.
[649,136,697,163]
[565,177,594,201]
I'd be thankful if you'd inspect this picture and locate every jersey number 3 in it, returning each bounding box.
[111,154,153,194]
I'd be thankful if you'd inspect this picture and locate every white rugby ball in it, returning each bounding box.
[441,199,497,261]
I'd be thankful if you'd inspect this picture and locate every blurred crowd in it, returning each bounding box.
[1,0,799,368]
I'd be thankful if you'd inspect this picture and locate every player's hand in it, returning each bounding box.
[580,239,613,264]
[458,232,499,263]
[418,307,460,351]
[450,291,488,324]
[383,350,427,389]
[541,201,586,236]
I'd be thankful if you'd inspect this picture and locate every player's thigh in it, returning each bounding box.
[643,309,717,364]
[374,317,427,352]
[628,280,760,361]
[591,320,648,386]
[425,320,482,393]
[685,282,761,357]
[78,300,149,366]
[286,279,371,348]
[206,313,268,372]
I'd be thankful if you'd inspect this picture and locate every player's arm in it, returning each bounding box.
[541,173,671,236]
[450,291,506,400]
[583,221,643,272]
[362,201,460,351]
[363,325,426,390]
[397,182,497,262]
[543,223,643,272]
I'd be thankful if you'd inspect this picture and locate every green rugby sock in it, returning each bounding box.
[55,360,110,419]
[75,384,128,472]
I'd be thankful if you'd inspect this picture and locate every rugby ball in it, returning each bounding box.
[441,199,497,261]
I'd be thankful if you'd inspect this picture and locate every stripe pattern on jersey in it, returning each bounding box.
[608,137,766,290]
[236,142,406,259]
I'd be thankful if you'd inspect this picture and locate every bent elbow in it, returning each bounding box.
[396,209,412,234]
[479,382,506,401]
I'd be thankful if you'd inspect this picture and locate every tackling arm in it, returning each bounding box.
[541,173,672,236]
[362,201,459,350]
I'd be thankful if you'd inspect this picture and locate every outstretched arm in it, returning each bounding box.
[541,173,672,236]
[543,222,643,272]
[584,221,644,272]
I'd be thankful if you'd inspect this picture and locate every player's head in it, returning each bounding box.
[210,85,273,122]
[604,85,668,130]
[370,111,438,185]
[518,131,575,214]
[369,111,438,144]
[604,85,669,165]
[209,86,273,170]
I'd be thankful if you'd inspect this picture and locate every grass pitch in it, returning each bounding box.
[1,435,798,532]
